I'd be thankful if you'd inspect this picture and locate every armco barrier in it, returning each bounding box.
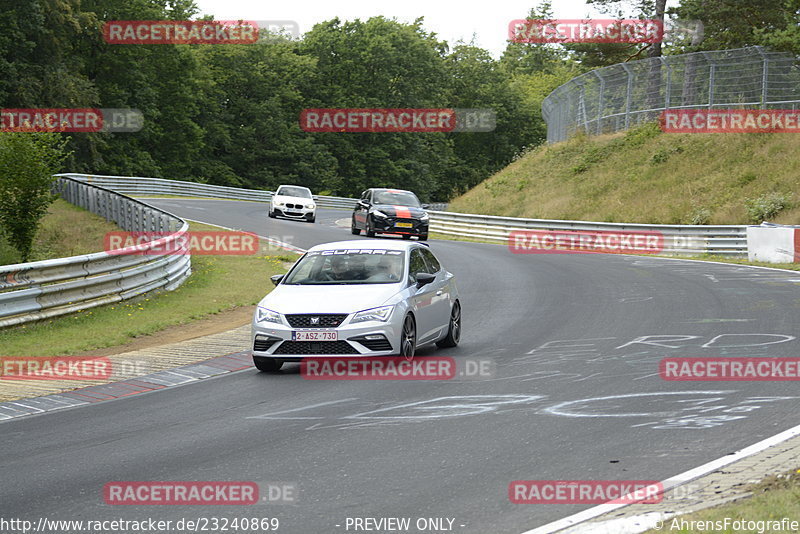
[0,177,191,328]
[428,212,747,256]
[59,174,746,257]
[57,174,450,211]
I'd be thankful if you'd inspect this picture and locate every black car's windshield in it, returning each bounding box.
[277,186,312,199]
[372,191,421,207]
[283,250,405,285]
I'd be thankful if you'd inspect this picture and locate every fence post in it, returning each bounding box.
[622,63,633,129]
[594,71,604,135]
[662,56,671,110]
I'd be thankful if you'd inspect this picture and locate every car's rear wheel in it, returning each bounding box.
[253,357,282,373]
[436,300,461,348]
[400,314,416,360]
[351,217,361,235]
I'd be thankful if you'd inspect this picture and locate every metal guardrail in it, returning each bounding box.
[542,46,800,143]
[58,174,450,211]
[0,177,191,327]
[62,173,745,256]
[428,211,747,256]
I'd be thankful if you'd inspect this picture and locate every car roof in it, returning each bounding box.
[276,185,311,191]
[368,188,414,195]
[307,240,422,252]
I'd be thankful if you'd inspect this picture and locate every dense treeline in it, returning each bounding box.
[2,0,800,200]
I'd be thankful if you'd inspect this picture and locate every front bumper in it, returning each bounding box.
[252,314,401,360]
[272,205,315,219]
[370,215,428,236]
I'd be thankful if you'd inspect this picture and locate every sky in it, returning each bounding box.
[191,0,615,58]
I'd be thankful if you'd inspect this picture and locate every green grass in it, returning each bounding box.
[644,468,800,533]
[0,199,120,264]
[0,221,295,356]
[449,123,800,225]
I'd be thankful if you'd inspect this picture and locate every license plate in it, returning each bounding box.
[293,331,338,341]
[395,222,413,228]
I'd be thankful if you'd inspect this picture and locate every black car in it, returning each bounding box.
[351,188,430,241]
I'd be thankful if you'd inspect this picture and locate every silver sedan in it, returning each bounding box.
[251,240,461,372]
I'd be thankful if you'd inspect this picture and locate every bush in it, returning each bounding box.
[745,192,793,223]
[0,133,69,262]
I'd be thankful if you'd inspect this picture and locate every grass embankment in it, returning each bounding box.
[644,469,800,533]
[0,202,294,355]
[449,123,800,225]
[0,199,121,264]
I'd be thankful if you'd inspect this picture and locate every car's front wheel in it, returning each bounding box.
[400,314,416,360]
[306,214,316,223]
[268,210,276,219]
[253,357,282,373]
[436,300,461,348]
[419,233,428,241]
[365,220,376,238]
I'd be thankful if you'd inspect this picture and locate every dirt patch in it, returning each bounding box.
[76,306,255,357]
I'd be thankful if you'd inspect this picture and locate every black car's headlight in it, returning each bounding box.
[420,212,429,221]
[371,210,389,218]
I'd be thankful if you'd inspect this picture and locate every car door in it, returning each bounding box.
[354,190,370,227]
[407,247,440,343]
[419,247,451,332]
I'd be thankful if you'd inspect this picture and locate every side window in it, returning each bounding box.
[407,249,428,285]
[419,248,441,273]
[360,190,368,201]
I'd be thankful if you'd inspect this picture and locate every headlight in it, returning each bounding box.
[420,212,429,221]
[306,203,315,209]
[351,305,394,323]
[371,210,388,218]
[275,201,284,207]
[256,307,282,324]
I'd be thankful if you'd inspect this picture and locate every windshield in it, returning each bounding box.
[276,186,312,199]
[283,250,405,285]
[372,191,421,207]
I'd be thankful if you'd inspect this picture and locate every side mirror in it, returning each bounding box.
[415,272,436,289]
[422,204,430,209]
[270,274,284,286]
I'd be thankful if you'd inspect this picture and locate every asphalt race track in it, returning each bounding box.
[2,199,800,534]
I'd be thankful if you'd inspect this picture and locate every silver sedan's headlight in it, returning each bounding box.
[256,307,283,324]
[351,305,394,323]
[371,210,388,218]
[306,203,315,209]
[275,201,284,207]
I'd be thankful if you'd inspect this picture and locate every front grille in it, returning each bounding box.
[352,338,393,351]
[273,341,358,355]
[286,314,347,328]
[286,203,304,209]
[253,338,278,352]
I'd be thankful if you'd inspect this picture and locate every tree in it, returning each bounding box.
[0,133,69,262]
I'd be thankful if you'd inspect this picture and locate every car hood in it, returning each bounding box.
[258,283,404,314]
[274,195,313,204]
[372,204,427,218]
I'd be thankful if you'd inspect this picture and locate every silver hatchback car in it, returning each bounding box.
[251,240,461,372]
